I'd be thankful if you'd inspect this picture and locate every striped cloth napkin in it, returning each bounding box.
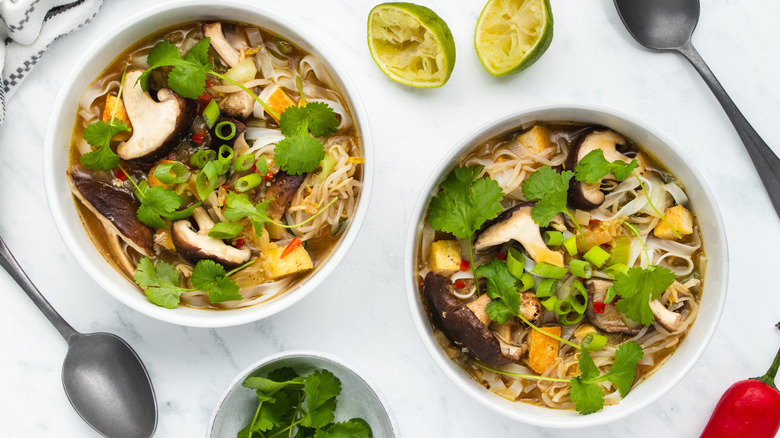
[0,0,102,125]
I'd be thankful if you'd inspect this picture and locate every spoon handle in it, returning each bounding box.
[0,235,77,340]
[677,41,780,217]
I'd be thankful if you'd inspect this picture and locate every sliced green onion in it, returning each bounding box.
[506,247,525,279]
[569,280,588,314]
[604,263,629,279]
[531,262,568,279]
[544,231,564,246]
[235,173,263,192]
[196,161,220,200]
[202,99,221,128]
[584,245,610,268]
[331,218,348,236]
[541,296,558,311]
[207,221,244,239]
[215,120,237,141]
[554,298,572,316]
[560,311,584,326]
[610,236,631,266]
[313,152,337,185]
[604,285,619,305]
[562,235,578,256]
[233,153,256,172]
[569,259,592,279]
[581,333,607,351]
[153,162,191,185]
[190,149,216,169]
[255,157,270,175]
[518,273,535,292]
[216,145,234,174]
[536,278,558,298]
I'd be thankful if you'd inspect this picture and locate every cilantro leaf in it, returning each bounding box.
[167,63,210,99]
[191,260,242,303]
[305,102,340,138]
[569,377,605,415]
[574,149,638,184]
[184,37,210,65]
[427,166,503,239]
[578,349,600,381]
[135,185,182,229]
[474,259,521,323]
[598,342,644,397]
[485,299,516,324]
[224,192,273,235]
[279,105,309,137]
[313,419,372,438]
[521,166,574,227]
[301,399,336,428]
[305,370,341,412]
[133,257,185,309]
[268,367,300,382]
[613,266,676,325]
[80,140,121,171]
[80,119,130,171]
[274,134,325,175]
[138,39,211,98]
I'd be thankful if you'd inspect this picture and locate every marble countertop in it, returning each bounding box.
[1,0,779,436]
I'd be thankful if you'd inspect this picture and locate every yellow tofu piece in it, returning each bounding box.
[428,240,461,276]
[517,125,553,154]
[101,94,132,141]
[654,205,693,240]
[267,243,313,280]
[266,87,296,122]
[527,326,561,374]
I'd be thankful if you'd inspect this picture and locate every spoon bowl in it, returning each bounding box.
[614,0,780,217]
[63,333,157,438]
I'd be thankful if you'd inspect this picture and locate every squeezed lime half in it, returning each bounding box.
[475,0,553,76]
[368,2,456,88]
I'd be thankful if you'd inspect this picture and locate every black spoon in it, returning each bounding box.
[0,236,157,438]
[614,0,780,217]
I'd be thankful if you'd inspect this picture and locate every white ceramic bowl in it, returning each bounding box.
[43,1,372,327]
[404,105,728,428]
[208,351,397,437]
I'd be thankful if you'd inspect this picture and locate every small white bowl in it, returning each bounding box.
[208,351,397,437]
[404,105,728,428]
[43,1,372,327]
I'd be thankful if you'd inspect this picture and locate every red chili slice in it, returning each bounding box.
[281,238,302,258]
[593,301,606,314]
[192,133,205,144]
[459,259,470,271]
[497,253,507,261]
[454,280,466,289]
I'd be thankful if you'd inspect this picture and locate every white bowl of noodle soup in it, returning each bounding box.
[404,105,727,427]
[43,0,372,327]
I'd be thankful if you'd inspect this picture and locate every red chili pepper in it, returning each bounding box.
[281,238,302,258]
[263,171,275,181]
[192,133,204,144]
[496,253,507,261]
[593,301,605,314]
[454,279,466,289]
[198,93,212,104]
[700,345,780,438]
[459,259,470,272]
[205,80,214,88]
[234,238,244,249]
[589,219,599,226]
[115,169,127,182]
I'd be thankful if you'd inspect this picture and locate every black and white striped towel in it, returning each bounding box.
[0,0,102,125]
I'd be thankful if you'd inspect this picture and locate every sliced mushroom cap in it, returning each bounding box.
[219,91,255,120]
[473,203,564,267]
[566,128,643,211]
[202,22,241,67]
[117,70,196,162]
[265,171,307,221]
[68,167,154,257]
[423,273,517,366]
[649,299,682,332]
[584,279,641,335]
[171,207,251,270]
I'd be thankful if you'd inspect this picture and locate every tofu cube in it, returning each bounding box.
[428,240,462,276]
[101,94,132,141]
[267,243,313,280]
[517,125,553,154]
[654,205,693,240]
[527,326,561,374]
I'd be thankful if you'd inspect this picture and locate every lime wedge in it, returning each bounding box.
[475,0,553,76]
[368,2,456,88]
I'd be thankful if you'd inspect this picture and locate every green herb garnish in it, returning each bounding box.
[139,39,339,175]
[224,192,338,237]
[133,257,252,308]
[569,342,644,414]
[574,149,638,184]
[239,367,371,438]
[80,69,131,171]
[610,265,676,325]
[521,166,587,250]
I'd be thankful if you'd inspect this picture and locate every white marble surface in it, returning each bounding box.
[1,0,779,436]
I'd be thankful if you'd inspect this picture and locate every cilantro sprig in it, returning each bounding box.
[224,192,338,236]
[80,68,131,171]
[133,257,252,308]
[609,265,676,325]
[574,149,638,184]
[239,367,372,438]
[476,341,643,415]
[427,165,503,282]
[139,39,339,175]
[521,166,587,250]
